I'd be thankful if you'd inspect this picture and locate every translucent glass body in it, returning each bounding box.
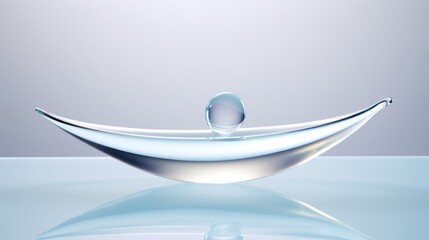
[36,98,392,183]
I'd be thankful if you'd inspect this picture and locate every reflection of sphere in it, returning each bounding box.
[205,222,243,240]
[205,92,246,137]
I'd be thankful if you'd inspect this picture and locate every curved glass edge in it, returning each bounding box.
[35,98,392,139]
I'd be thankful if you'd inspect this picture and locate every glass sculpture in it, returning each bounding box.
[36,93,393,183]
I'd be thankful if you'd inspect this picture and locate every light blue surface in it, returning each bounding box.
[0,156,428,239]
[37,184,370,239]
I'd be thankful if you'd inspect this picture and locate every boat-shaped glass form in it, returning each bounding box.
[37,184,370,240]
[35,98,392,183]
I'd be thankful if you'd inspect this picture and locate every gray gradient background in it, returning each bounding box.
[0,0,428,157]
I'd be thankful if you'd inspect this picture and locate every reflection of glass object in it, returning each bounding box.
[35,97,392,183]
[37,184,370,240]
[205,92,246,137]
[205,222,243,240]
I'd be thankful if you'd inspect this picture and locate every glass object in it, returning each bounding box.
[205,92,245,137]
[35,97,393,183]
[37,184,369,240]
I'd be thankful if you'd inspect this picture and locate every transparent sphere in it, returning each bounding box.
[205,222,243,240]
[205,92,246,137]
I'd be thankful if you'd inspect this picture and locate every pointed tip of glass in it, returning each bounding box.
[386,97,394,106]
[35,108,53,120]
[35,108,45,115]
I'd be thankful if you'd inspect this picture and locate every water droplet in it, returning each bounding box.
[205,92,246,137]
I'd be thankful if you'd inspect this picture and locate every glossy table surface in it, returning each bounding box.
[0,156,428,240]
